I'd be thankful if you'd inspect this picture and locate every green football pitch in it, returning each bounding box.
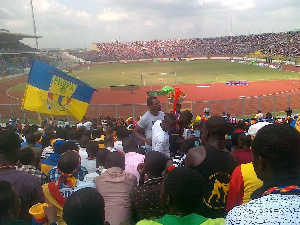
[70,60,298,88]
[8,60,298,92]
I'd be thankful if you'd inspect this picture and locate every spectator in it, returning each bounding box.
[152,113,177,157]
[18,147,49,185]
[186,116,239,218]
[94,151,137,225]
[172,139,195,167]
[21,133,42,168]
[84,148,109,182]
[232,133,252,165]
[62,188,108,225]
[48,141,88,182]
[131,151,167,221]
[226,124,300,224]
[123,137,145,184]
[137,167,225,225]
[0,130,45,222]
[81,140,99,174]
[225,162,263,212]
[114,125,130,152]
[133,96,165,152]
[41,139,66,174]
[42,150,95,224]
[0,180,27,225]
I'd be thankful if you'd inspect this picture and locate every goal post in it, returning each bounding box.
[140,72,178,86]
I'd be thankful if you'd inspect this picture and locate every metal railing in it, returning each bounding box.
[0,93,299,123]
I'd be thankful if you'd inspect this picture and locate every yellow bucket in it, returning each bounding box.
[29,203,49,221]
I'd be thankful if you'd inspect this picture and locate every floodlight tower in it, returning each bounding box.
[30,0,39,49]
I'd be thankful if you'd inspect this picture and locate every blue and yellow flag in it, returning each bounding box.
[22,60,96,121]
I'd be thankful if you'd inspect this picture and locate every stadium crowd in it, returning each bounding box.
[1,96,300,224]
[70,31,300,62]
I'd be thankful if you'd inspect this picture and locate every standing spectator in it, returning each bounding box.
[285,107,292,117]
[152,113,177,157]
[133,96,165,152]
[226,124,300,224]
[94,151,137,225]
[186,116,239,218]
[255,110,264,122]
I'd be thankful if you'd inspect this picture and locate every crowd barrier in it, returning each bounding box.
[0,93,299,123]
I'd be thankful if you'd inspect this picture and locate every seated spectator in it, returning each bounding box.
[41,139,66,174]
[42,150,95,224]
[81,140,99,174]
[137,167,225,224]
[94,151,137,225]
[172,139,195,167]
[123,137,145,184]
[62,188,109,225]
[48,141,88,182]
[230,132,240,152]
[226,124,300,224]
[21,133,42,168]
[18,147,49,185]
[234,121,245,134]
[114,126,130,152]
[105,136,122,153]
[232,133,252,164]
[21,133,43,149]
[131,151,167,221]
[226,162,263,212]
[84,148,109,182]
[0,180,27,225]
[0,130,45,222]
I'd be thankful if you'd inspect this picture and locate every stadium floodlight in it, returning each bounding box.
[30,0,39,49]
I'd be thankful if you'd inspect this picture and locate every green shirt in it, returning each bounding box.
[137,213,225,225]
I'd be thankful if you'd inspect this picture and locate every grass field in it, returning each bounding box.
[8,60,298,92]
[70,60,298,87]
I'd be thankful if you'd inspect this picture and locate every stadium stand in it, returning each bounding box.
[69,31,300,62]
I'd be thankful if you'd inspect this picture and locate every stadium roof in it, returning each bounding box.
[0,29,42,43]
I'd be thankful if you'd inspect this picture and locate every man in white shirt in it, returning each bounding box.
[152,113,177,157]
[84,120,93,131]
[133,96,165,152]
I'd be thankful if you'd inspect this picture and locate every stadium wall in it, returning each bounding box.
[0,93,299,122]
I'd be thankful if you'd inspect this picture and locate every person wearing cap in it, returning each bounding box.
[41,139,66,174]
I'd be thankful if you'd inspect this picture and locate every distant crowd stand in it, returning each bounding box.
[69,31,300,62]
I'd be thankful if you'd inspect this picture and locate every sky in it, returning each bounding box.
[1,0,300,49]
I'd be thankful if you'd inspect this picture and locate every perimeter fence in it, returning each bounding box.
[0,93,299,123]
